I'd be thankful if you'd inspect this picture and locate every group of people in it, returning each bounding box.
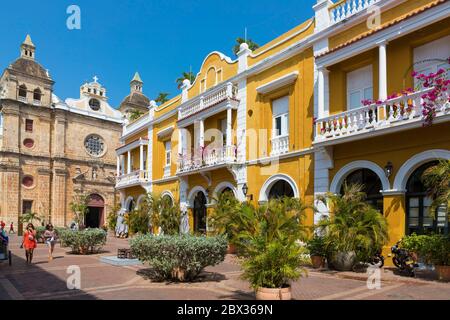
[22,223,58,264]
[0,221,58,265]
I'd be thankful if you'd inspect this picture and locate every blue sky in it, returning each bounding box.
[0,0,316,107]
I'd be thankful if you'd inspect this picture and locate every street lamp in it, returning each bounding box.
[241,183,253,201]
[384,162,394,178]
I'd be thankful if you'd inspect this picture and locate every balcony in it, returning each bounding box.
[329,0,381,26]
[178,82,239,123]
[177,145,237,175]
[271,135,290,156]
[18,96,27,103]
[163,165,171,178]
[314,88,450,145]
[33,100,41,106]
[116,170,149,189]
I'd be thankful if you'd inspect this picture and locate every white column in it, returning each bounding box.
[127,151,131,174]
[317,67,329,119]
[199,119,205,148]
[116,156,121,176]
[226,108,232,147]
[379,42,388,101]
[139,144,144,171]
[121,155,125,175]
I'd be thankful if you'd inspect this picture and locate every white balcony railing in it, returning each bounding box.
[271,135,290,156]
[163,165,171,178]
[116,170,149,188]
[179,82,238,120]
[314,88,450,143]
[33,100,41,106]
[177,145,237,174]
[329,0,381,25]
[18,96,27,103]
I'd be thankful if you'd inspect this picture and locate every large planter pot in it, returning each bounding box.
[227,244,237,254]
[311,255,325,269]
[256,286,292,301]
[331,252,356,271]
[435,265,450,282]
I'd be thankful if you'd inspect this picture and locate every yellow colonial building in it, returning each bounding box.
[116,0,450,251]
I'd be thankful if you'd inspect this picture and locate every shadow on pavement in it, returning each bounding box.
[0,251,98,300]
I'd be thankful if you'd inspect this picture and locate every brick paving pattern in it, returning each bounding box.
[1,234,449,300]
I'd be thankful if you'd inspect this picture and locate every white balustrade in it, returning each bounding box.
[329,0,380,25]
[177,145,237,174]
[271,135,290,156]
[179,82,238,120]
[163,165,171,178]
[314,88,450,142]
[18,96,27,103]
[33,100,41,106]
[116,170,149,188]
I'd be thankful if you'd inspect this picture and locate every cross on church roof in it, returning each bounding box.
[93,76,99,83]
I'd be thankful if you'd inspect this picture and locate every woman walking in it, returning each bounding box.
[43,224,57,261]
[23,223,37,265]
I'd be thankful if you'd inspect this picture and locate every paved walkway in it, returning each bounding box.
[1,234,449,300]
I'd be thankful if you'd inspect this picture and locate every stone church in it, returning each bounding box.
[0,36,149,230]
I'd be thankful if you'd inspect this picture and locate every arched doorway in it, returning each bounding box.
[85,194,105,229]
[268,180,295,200]
[221,187,233,195]
[193,192,207,234]
[340,169,384,213]
[406,161,448,235]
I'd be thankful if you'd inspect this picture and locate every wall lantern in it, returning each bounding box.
[384,162,394,178]
[242,183,253,201]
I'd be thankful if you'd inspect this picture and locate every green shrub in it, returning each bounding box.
[60,228,107,255]
[130,235,228,281]
[400,233,429,254]
[306,236,327,257]
[402,234,450,266]
[107,205,120,231]
[36,226,46,243]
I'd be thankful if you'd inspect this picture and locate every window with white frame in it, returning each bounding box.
[165,141,171,167]
[414,35,450,88]
[347,65,373,110]
[272,96,289,138]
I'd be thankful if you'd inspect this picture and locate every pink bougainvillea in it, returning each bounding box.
[360,57,449,126]
[413,66,450,126]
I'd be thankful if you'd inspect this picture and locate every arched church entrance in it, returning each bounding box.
[85,194,105,229]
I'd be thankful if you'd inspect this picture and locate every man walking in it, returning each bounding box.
[9,222,15,234]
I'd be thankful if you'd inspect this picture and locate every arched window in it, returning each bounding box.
[341,169,383,213]
[33,88,41,101]
[127,199,135,213]
[18,85,27,98]
[193,192,207,234]
[268,180,295,200]
[406,161,448,235]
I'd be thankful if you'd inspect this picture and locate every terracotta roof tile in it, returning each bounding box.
[316,0,446,58]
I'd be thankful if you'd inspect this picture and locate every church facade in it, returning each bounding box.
[0,36,125,230]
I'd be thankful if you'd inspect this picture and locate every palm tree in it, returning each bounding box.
[233,37,260,56]
[140,193,180,235]
[422,159,450,213]
[155,92,170,105]
[176,72,196,89]
[128,109,144,121]
[317,183,389,263]
[20,212,42,225]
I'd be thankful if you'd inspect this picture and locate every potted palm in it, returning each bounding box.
[209,191,241,254]
[233,197,309,300]
[317,183,389,271]
[306,236,326,269]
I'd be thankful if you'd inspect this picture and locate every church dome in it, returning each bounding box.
[9,58,51,80]
[120,91,150,108]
